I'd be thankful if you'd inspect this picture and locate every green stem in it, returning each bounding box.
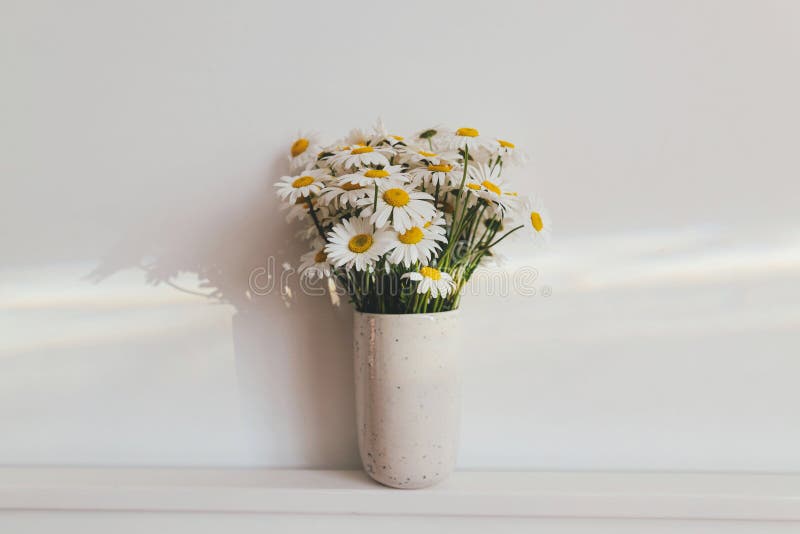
[482,224,524,250]
[305,196,326,242]
[438,145,470,269]
[468,203,488,246]
[451,145,470,224]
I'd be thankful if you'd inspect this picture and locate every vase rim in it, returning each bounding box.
[354,309,461,319]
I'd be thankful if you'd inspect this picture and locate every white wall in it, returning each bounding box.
[2,0,799,470]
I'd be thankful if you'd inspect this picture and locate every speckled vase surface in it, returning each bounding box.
[353,310,461,489]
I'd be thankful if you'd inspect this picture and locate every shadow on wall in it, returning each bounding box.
[87,156,359,467]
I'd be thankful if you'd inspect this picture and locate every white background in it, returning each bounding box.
[2,0,799,471]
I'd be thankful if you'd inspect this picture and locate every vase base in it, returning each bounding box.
[364,468,451,490]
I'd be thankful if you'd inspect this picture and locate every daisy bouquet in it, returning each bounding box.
[275,121,549,314]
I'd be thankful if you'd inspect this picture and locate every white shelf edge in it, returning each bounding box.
[1,468,800,521]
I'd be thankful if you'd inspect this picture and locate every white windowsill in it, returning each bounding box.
[1,469,800,521]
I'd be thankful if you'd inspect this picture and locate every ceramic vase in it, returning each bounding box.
[353,310,461,489]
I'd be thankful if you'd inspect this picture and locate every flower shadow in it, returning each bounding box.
[87,156,359,467]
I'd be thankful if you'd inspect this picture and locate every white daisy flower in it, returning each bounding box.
[465,158,501,183]
[288,131,324,173]
[386,225,445,268]
[399,144,457,164]
[370,118,407,147]
[329,144,393,170]
[337,165,408,187]
[402,266,455,298]
[318,180,370,209]
[465,163,517,213]
[274,169,330,204]
[517,195,552,245]
[495,138,528,166]
[382,134,407,147]
[324,216,393,272]
[408,159,463,189]
[313,143,351,169]
[358,182,436,233]
[299,247,333,280]
[441,127,499,154]
[423,211,448,238]
[343,127,372,147]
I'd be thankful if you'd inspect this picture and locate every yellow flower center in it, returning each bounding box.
[364,169,389,178]
[420,266,442,280]
[530,212,544,232]
[291,138,309,157]
[340,181,362,191]
[351,146,374,155]
[292,176,315,188]
[427,164,453,172]
[482,180,502,195]
[348,233,373,253]
[314,251,327,263]
[398,226,424,244]
[418,150,438,157]
[498,139,515,149]
[467,183,481,190]
[423,221,432,228]
[383,188,410,207]
[391,135,404,141]
[456,127,479,137]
